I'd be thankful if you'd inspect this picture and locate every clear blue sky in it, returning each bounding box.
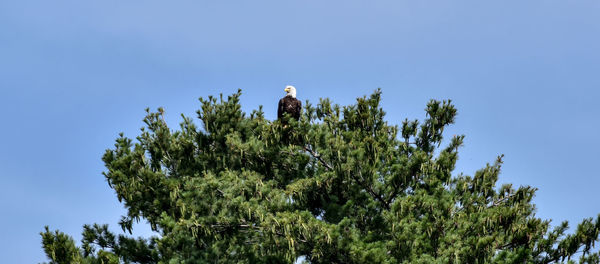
[1,1,599,262]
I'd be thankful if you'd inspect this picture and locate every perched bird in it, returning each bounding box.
[277,85,302,121]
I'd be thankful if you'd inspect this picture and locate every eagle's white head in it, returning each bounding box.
[284,85,297,98]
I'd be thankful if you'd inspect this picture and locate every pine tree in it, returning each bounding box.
[41,89,600,263]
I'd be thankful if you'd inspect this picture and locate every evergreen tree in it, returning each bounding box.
[41,90,600,263]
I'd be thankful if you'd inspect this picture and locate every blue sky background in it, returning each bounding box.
[1,1,599,262]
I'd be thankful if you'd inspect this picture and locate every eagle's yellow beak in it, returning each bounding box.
[284,88,289,92]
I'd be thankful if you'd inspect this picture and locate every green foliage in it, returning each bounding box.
[42,89,600,263]
[41,226,83,264]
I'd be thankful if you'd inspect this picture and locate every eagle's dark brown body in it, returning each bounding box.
[277,96,302,121]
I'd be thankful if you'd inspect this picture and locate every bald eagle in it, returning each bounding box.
[277,85,302,121]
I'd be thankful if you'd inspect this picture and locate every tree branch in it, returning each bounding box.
[488,192,519,209]
[303,145,333,171]
[354,170,390,210]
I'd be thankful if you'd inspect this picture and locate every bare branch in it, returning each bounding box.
[303,145,333,171]
[488,192,519,209]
